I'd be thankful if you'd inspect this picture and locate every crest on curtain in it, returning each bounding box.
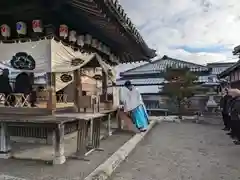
[60,73,73,82]
[71,58,84,66]
[10,52,36,70]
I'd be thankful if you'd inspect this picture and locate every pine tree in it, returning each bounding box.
[162,66,198,118]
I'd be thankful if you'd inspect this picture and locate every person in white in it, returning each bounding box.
[119,81,148,132]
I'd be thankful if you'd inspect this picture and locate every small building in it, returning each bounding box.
[218,61,240,88]
[116,55,235,111]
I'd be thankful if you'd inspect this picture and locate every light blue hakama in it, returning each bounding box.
[131,105,149,130]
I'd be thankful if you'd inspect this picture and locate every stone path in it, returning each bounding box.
[111,122,240,180]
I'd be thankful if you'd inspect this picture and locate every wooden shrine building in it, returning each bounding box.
[0,0,155,164]
[0,0,156,112]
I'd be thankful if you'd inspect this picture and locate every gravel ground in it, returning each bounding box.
[111,122,240,180]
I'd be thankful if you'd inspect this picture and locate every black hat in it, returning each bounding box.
[124,80,132,87]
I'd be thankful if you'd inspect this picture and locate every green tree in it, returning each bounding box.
[162,66,198,118]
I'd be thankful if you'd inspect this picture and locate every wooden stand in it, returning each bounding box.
[102,70,108,102]
[46,72,56,114]
[73,69,82,112]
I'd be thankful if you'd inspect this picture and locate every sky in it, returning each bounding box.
[116,0,240,75]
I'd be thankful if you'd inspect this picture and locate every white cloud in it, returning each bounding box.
[116,0,240,73]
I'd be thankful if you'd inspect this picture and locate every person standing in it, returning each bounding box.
[120,81,149,132]
[220,88,232,131]
[228,96,240,144]
[0,68,13,106]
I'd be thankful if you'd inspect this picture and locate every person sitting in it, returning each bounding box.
[14,72,36,107]
[0,68,13,106]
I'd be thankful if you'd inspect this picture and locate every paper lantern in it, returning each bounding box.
[109,54,114,62]
[106,47,110,55]
[85,34,92,45]
[95,40,100,49]
[95,67,102,76]
[102,45,107,54]
[69,30,77,42]
[91,38,98,48]
[97,42,102,51]
[59,24,68,38]
[32,20,43,33]
[16,21,27,35]
[1,24,10,37]
[77,35,85,46]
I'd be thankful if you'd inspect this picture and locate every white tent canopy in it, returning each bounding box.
[0,39,116,91]
[0,39,107,73]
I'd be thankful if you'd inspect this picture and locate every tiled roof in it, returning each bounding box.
[207,62,236,75]
[218,61,240,78]
[116,78,165,86]
[116,76,220,86]
[120,55,209,76]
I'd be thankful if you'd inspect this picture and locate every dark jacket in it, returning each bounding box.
[0,74,12,94]
[220,95,232,114]
[14,72,32,94]
[229,97,240,121]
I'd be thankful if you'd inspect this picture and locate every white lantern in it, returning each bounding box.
[106,47,110,55]
[16,21,27,35]
[91,38,98,48]
[59,24,68,38]
[102,44,107,53]
[1,24,10,37]
[69,30,77,42]
[95,67,102,76]
[116,56,120,63]
[109,54,114,62]
[77,35,85,46]
[97,42,103,51]
[85,34,92,45]
[32,20,43,33]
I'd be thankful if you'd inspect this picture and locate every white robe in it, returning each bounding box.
[120,87,142,112]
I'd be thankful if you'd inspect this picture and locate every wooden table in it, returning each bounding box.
[56,109,118,160]
[0,115,74,164]
[55,113,104,160]
[0,109,118,164]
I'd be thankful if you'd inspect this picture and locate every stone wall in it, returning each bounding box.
[142,94,222,114]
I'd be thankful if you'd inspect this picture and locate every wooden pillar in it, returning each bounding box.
[46,72,56,114]
[74,69,82,112]
[102,70,108,101]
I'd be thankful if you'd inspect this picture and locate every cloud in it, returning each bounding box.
[172,45,230,53]
[116,0,240,73]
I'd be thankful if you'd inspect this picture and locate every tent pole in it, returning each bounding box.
[73,68,82,112]
[46,72,56,114]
